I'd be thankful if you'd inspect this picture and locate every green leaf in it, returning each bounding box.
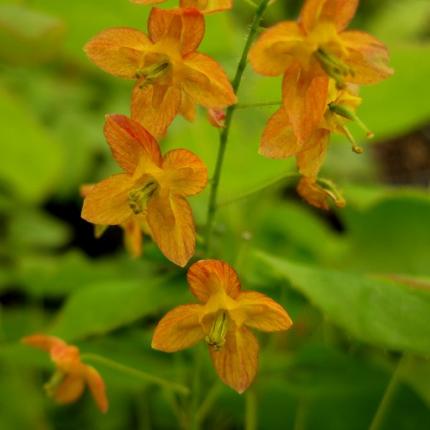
[0,87,64,203]
[254,250,430,355]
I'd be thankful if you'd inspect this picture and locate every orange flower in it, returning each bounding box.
[249,0,392,142]
[130,0,232,15]
[81,115,208,267]
[81,184,146,258]
[260,84,364,209]
[152,260,292,393]
[22,334,108,413]
[85,7,236,139]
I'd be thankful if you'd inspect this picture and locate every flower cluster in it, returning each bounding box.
[23,0,392,411]
[249,0,393,208]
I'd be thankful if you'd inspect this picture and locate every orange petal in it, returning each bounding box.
[84,28,151,79]
[207,108,226,128]
[152,304,205,352]
[249,21,304,76]
[131,83,182,140]
[146,193,195,267]
[209,326,259,393]
[81,174,135,225]
[297,177,345,210]
[181,53,236,108]
[282,64,329,143]
[52,373,85,405]
[296,130,329,178]
[122,217,143,258]
[260,107,302,159]
[162,149,208,196]
[179,91,197,121]
[104,115,161,174]
[180,0,232,14]
[131,0,165,4]
[85,366,109,413]
[22,334,65,353]
[187,260,241,303]
[148,7,204,55]
[235,291,293,332]
[341,31,393,84]
[299,0,358,33]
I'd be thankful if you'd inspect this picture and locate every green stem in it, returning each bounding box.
[236,100,281,109]
[190,345,203,430]
[81,353,189,396]
[196,382,223,425]
[245,389,257,430]
[368,355,404,430]
[204,0,271,256]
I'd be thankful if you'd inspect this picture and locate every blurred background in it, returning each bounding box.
[1,0,430,429]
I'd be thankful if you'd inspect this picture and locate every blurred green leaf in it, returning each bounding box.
[0,87,64,203]
[255,251,430,355]
[0,3,65,64]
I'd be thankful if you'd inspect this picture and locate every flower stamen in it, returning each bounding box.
[205,311,229,351]
[128,179,159,214]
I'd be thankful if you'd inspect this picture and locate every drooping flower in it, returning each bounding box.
[22,334,108,413]
[260,84,366,209]
[130,0,232,15]
[81,184,146,258]
[81,114,207,267]
[249,0,393,143]
[84,7,236,139]
[152,259,292,393]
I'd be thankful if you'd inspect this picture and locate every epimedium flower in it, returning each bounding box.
[260,83,367,209]
[152,259,293,393]
[22,334,108,413]
[249,0,393,143]
[84,7,236,139]
[81,114,208,267]
[130,0,232,15]
[81,184,147,258]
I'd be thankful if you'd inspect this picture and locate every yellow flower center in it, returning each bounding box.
[135,52,172,87]
[205,310,229,351]
[128,178,159,214]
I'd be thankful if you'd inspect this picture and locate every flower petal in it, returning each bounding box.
[181,53,236,108]
[148,7,204,55]
[152,304,205,352]
[81,174,135,225]
[179,91,197,121]
[341,31,393,84]
[21,334,65,352]
[147,193,195,267]
[249,21,304,76]
[180,0,232,14]
[297,177,345,209]
[235,291,293,332]
[187,260,241,303]
[131,83,182,140]
[52,373,85,405]
[299,0,358,33]
[84,366,109,413]
[84,28,151,79]
[131,0,165,4]
[122,217,143,258]
[296,130,329,178]
[104,115,161,174]
[162,149,208,196]
[209,325,259,393]
[260,107,302,159]
[282,64,329,143]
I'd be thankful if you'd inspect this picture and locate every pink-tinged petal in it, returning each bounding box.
[152,304,205,352]
[85,366,109,413]
[282,64,329,143]
[341,31,393,84]
[81,174,135,226]
[131,83,182,140]
[104,115,161,174]
[146,193,195,267]
[148,7,205,55]
[162,149,208,197]
[260,107,302,159]
[84,28,151,79]
[187,260,241,303]
[235,291,293,332]
[249,21,304,76]
[209,326,259,393]
[181,53,236,108]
